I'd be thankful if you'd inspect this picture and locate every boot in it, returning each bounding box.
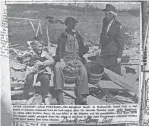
[56,89,64,105]
[44,93,52,105]
[26,94,42,105]
[76,94,87,105]
[23,84,30,99]
[74,87,87,105]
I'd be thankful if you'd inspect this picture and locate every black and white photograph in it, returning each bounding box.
[8,2,141,105]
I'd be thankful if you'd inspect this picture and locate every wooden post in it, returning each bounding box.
[46,23,51,53]
[36,20,40,37]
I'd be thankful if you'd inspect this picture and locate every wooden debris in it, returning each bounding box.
[87,95,110,105]
[115,95,134,103]
[11,81,127,95]
[11,90,23,96]
[11,82,24,88]
[103,68,137,94]
[12,100,27,105]
[63,90,76,99]
[63,90,110,105]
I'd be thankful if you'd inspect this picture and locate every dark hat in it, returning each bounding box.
[64,17,78,26]
[102,4,117,13]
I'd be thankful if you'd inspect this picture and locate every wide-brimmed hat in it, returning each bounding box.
[102,4,117,16]
[64,17,78,26]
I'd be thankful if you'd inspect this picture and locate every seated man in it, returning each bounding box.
[24,40,54,105]
[54,17,89,105]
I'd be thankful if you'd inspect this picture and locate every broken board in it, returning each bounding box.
[103,68,138,94]
[63,90,110,105]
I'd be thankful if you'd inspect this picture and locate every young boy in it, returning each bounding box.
[24,40,54,105]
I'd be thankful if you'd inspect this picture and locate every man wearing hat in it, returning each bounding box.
[54,17,89,105]
[96,4,125,75]
[24,39,54,104]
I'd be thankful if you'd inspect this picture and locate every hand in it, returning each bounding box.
[85,42,91,47]
[117,58,121,63]
[60,59,66,70]
[36,61,44,66]
[32,66,38,73]
[97,49,101,55]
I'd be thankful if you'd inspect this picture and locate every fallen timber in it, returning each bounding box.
[103,68,138,95]
[11,63,138,104]
[63,90,111,105]
[11,80,127,95]
[11,76,137,104]
[11,67,137,95]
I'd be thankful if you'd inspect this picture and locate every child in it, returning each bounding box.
[23,40,54,105]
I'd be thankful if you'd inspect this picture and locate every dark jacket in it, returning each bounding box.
[55,29,89,63]
[100,18,125,58]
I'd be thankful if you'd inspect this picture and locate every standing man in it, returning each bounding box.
[96,4,125,75]
[54,17,89,105]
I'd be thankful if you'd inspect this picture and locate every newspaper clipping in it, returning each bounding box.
[140,1,149,126]
[0,0,148,125]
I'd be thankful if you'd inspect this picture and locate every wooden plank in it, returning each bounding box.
[63,90,76,99]
[97,80,122,89]
[10,82,75,90]
[103,68,137,94]
[63,90,110,105]
[87,95,110,105]
[64,82,127,92]
[11,90,23,95]
[11,82,24,88]
[11,81,123,89]
[12,100,27,105]
[11,81,126,92]
[64,81,123,89]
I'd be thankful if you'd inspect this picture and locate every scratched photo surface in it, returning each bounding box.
[7,2,140,105]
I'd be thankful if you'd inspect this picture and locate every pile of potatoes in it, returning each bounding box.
[64,60,81,73]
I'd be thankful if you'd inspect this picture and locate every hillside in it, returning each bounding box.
[7,4,140,50]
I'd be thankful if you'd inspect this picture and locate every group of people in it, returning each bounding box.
[23,4,125,105]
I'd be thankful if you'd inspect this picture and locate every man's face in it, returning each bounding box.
[105,11,114,22]
[33,45,43,53]
[66,20,76,30]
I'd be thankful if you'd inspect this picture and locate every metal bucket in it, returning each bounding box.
[86,61,104,84]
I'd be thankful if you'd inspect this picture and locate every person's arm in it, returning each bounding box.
[54,37,61,62]
[77,32,89,55]
[58,36,63,60]
[55,33,67,62]
[36,51,54,66]
[55,33,66,69]
[116,24,125,58]
[100,18,109,47]
[43,51,54,66]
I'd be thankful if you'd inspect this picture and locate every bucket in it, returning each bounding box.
[86,61,104,84]
[63,68,79,84]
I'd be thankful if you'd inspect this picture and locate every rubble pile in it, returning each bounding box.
[122,47,139,82]
[10,41,139,104]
